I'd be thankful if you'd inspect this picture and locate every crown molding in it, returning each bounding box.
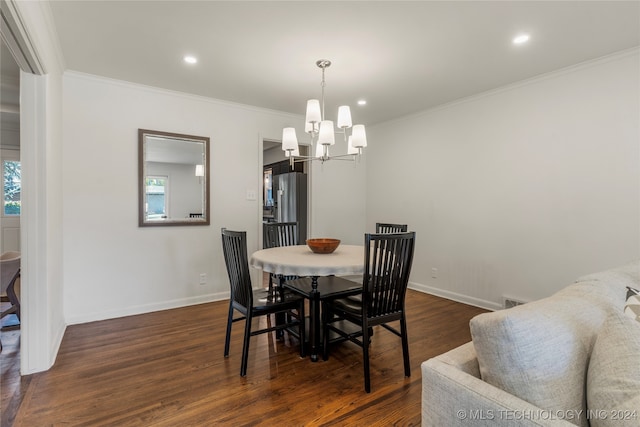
[376,47,640,127]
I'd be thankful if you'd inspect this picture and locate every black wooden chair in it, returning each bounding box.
[264,221,298,248]
[221,228,305,376]
[263,222,299,293]
[375,222,408,233]
[341,221,407,293]
[322,232,416,392]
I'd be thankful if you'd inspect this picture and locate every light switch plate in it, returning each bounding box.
[246,190,257,201]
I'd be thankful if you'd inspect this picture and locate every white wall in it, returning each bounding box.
[263,145,287,165]
[1,128,20,148]
[367,50,640,310]
[62,72,317,323]
[309,144,368,245]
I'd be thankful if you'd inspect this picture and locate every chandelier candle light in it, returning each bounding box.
[282,59,367,168]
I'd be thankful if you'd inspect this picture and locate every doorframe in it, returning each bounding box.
[1,0,60,374]
[20,71,52,374]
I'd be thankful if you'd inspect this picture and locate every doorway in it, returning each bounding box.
[0,35,22,393]
[1,40,21,252]
[261,139,311,247]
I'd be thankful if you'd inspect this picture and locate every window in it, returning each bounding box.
[3,160,21,216]
[145,175,168,220]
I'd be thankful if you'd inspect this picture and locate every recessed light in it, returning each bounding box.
[512,34,530,45]
[357,100,367,106]
[184,55,198,64]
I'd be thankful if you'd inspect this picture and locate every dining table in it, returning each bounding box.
[250,244,364,362]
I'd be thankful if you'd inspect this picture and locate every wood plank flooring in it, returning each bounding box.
[1,288,487,426]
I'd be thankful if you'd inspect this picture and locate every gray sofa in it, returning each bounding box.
[421,261,640,427]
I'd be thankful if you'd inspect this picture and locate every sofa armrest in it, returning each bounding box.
[422,343,575,427]
[429,342,481,377]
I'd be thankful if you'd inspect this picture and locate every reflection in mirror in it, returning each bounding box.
[138,129,210,226]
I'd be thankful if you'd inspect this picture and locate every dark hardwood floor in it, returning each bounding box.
[1,282,487,426]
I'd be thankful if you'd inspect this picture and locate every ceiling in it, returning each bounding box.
[25,1,640,127]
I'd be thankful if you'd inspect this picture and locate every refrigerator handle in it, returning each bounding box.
[277,189,284,222]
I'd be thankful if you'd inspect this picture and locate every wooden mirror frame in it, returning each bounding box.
[138,129,210,227]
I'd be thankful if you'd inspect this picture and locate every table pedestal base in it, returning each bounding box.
[283,275,362,362]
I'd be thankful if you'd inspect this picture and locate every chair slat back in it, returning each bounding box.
[264,222,298,248]
[363,232,415,319]
[221,229,253,308]
[375,223,408,234]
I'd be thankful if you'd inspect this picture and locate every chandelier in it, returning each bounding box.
[282,59,367,168]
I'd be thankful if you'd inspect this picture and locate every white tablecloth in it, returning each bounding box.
[250,244,364,277]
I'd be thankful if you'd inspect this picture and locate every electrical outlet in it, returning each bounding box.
[199,273,207,285]
[431,268,438,279]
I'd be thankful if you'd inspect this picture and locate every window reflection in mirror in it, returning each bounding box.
[145,175,168,219]
[138,129,210,226]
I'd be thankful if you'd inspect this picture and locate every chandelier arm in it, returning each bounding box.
[289,153,358,163]
[290,156,316,164]
[325,153,358,161]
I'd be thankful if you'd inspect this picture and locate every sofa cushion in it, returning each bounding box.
[624,286,640,322]
[470,290,616,427]
[587,310,640,427]
[556,279,627,308]
[575,261,639,293]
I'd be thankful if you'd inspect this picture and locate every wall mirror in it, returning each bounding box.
[138,129,210,226]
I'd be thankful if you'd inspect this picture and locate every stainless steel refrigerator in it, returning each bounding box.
[274,172,308,244]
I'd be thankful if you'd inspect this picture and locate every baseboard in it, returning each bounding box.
[64,283,500,325]
[48,319,66,371]
[65,291,231,325]
[408,282,501,312]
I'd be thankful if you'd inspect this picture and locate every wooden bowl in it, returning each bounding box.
[306,238,341,254]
